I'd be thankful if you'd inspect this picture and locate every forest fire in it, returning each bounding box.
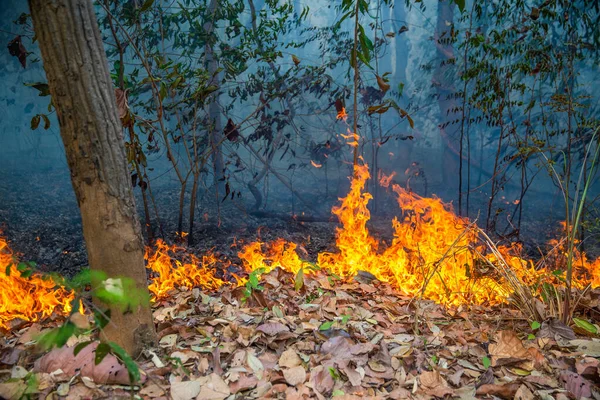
[0,234,75,330]
[2,164,600,329]
[145,163,600,307]
[145,240,226,299]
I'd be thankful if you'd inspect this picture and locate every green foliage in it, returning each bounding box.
[319,321,334,331]
[294,267,304,291]
[242,268,265,302]
[482,356,491,369]
[573,318,598,335]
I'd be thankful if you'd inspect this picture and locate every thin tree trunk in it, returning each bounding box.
[205,0,225,198]
[29,0,156,356]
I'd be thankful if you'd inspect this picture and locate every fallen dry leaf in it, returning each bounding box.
[419,370,453,397]
[170,380,201,400]
[139,382,166,397]
[33,342,140,385]
[196,373,230,400]
[283,365,307,386]
[488,330,529,366]
[279,348,302,368]
[476,383,521,399]
[559,371,592,398]
[256,322,289,336]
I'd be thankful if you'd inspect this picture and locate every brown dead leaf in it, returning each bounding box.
[228,373,258,394]
[538,319,576,341]
[171,380,201,400]
[114,88,130,124]
[388,387,412,399]
[33,342,140,385]
[476,383,521,399]
[0,380,27,400]
[376,75,390,93]
[279,348,302,368]
[514,384,535,400]
[196,373,230,400]
[8,36,27,68]
[419,370,453,397]
[489,331,529,366]
[283,366,307,386]
[576,357,599,379]
[139,383,166,397]
[308,365,334,397]
[256,322,289,336]
[559,371,592,398]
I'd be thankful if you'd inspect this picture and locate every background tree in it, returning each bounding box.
[28,0,156,356]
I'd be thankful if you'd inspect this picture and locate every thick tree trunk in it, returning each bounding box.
[29,0,156,356]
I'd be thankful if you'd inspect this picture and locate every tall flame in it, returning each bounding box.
[4,162,600,329]
[0,234,74,330]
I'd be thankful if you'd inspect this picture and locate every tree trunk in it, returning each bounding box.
[29,0,156,356]
[205,0,226,198]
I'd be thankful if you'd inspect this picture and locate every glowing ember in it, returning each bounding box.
[0,234,74,330]
[145,239,226,299]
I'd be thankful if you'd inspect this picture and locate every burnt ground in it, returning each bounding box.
[0,166,596,279]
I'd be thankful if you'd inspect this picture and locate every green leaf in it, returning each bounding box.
[31,115,40,130]
[139,0,155,12]
[108,342,141,383]
[454,0,465,12]
[573,318,598,335]
[397,82,405,97]
[530,321,541,330]
[319,321,334,331]
[37,321,76,350]
[294,268,304,291]
[93,308,111,330]
[25,82,50,96]
[482,356,491,369]
[159,81,167,101]
[73,340,94,356]
[272,305,284,318]
[328,367,340,380]
[95,342,111,365]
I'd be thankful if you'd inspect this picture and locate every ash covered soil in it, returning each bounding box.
[0,167,586,278]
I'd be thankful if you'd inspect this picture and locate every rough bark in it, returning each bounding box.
[205,0,226,198]
[29,0,156,356]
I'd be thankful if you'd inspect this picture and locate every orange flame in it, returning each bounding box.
[378,170,397,188]
[5,163,600,330]
[145,239,226,299]
[0,234,75,330]
[336,107,348,121]
[238,238,309,275]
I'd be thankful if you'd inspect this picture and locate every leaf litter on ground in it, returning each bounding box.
[1,267,600,399]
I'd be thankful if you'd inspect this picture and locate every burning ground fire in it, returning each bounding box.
[2,164,600,329]
[0,235,75,330]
